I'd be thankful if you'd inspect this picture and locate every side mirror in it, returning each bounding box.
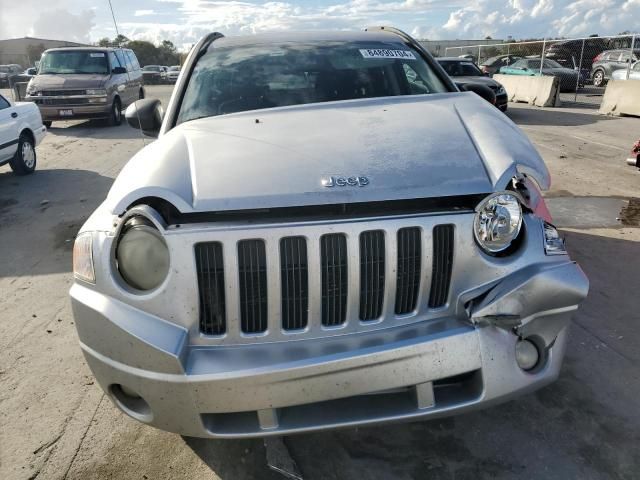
[125,99,163,137]
[112,66,127,74]
[457,82,496,105]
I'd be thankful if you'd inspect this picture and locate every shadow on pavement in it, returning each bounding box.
[507,106,614,126]
[45,120,145,141]
[0,168,114,278]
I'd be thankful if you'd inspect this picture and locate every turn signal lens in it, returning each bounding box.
[543,222,567,255]
[73,232,95,283]
[473,192,523,254]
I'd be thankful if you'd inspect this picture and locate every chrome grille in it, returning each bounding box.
[195,242,226,335]
[280,237,309,330]
[238,240,268,333]
[321,234,348,326]
[359,230,385,321]
[41,89,87,96]
[195,221,456,340]
[395,227,422,315]
[429,225,455,308]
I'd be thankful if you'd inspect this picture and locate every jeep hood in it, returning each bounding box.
[28,73,108,90]
[107,92,549,214]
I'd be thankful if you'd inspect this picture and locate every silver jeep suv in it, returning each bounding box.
[25,47,144,127]
[70,28,588,438]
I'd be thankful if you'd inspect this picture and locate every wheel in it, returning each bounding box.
[9,133,36,175]
[593,70,606,87]
[43,121,52,128]
[107,98,122,126]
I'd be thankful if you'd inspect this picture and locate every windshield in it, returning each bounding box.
[438,60,483,77]
[144,66,161,71]
[39,51,109,74]
[544,59,563,68]
[177,40,449,124]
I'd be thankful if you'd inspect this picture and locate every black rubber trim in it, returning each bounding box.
[0,138,18,150]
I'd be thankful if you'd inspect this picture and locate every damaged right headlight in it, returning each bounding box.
[473,192,523,254]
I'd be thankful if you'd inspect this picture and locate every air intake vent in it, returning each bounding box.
[395,227,421,315]
[280,237,309,330]
[321,234,348,326]
[195,242,226,335]
[238,240,268,333]
[359,230,385,320]
[429,225,454,308]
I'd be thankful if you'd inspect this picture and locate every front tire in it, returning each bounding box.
[593,70,606,87]
[107,98,122,126]
[43,121,52,128]
[9,133,36,175]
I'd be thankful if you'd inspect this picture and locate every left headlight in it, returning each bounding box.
[86,88,107,96]
[116,217,170,291]
[473,192,523,254]
[73,232,95,283]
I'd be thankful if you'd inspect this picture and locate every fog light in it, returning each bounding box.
[110,384,153,422]
[515,339,539,371]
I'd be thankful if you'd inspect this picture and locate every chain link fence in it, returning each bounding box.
[443,34,638,107]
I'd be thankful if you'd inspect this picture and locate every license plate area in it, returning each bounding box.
[59,109,73,117]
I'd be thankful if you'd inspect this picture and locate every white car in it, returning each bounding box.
[612,61,640,80]
[0,93,46,175]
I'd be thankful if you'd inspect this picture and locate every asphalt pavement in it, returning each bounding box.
[0,86,639,480]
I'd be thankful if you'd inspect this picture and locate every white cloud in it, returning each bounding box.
[134,9,156,16]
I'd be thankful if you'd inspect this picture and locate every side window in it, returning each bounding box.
[126,51,140,71]
[108,52,120,71]
[115,50,131,72]
[0,95,10,110]
[619,52,630,62]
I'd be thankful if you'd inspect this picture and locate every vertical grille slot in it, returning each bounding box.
[395,227,421,315]
[429,225,454,308]
[195,242,226,335]
[321,234,348,326]
[238,240,268,333]
[359,230,386,320]
[280,237,309,330]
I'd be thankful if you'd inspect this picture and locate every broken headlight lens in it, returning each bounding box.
[73,232,95,283]
[474,192,523,254]
[116,217,170,291]
[543,222,567,255]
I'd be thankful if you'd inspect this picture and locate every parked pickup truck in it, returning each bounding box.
[0,92,46,175]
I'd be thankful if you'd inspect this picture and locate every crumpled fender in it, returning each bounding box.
[470,262,589,346]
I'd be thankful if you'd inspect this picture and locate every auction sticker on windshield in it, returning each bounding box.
[359,49,416,60]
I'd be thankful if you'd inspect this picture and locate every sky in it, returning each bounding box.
[0,0,638,51]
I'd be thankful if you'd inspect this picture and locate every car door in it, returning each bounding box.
[125,51,143,98]
[0,94,19,164]
[110,49,132,108]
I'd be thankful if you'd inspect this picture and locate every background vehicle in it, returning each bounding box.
[480,54,522,75]
[0,65,23,87]
[545,38,608,71]
[591,49,640,87]
[166,65,180,83]
[24,47,144,127]
[0,92,46,175]
[612,61,640,80]
[142,65,166,84]
[499,58,581,92]
[437,57,508,111]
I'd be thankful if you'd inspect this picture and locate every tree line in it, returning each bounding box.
[97,35,185,67]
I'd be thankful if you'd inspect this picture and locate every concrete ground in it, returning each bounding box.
[1,86,639,480]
